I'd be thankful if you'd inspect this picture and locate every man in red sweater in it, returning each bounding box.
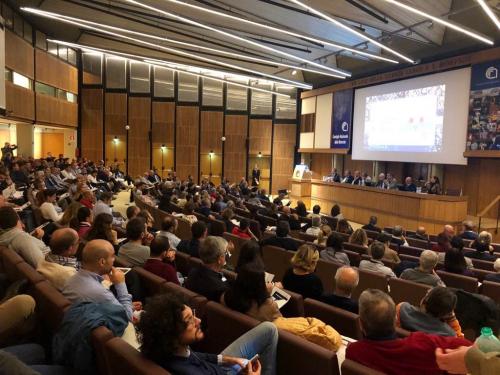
[346,289,471,375]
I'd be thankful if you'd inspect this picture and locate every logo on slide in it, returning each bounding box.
[485,67,498,80]
[341,122,349,132]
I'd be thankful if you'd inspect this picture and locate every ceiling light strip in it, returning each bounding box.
[21,8,312,89]
[125,0,350,76]
[289,0,417,63]
[476,0,500,30]
[143,60,290,97]
[45,11,345,78]
[380,0,494,45]
[160,0,399,64]
[48,39,292,96]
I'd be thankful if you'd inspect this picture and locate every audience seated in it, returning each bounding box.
[390,225,408,246]
[260,221,298,251]
[295,201,308,217]
[118,217,151,266]
[435,343,500,375]
[321,266,359,314]
[0,343,70,374]
[359,241,396,278]
[0,295,36,346]
[396,287,463,337]
[232,219,256,240]
[444,248,475,277]
[72,206,92,239]
[62,239,133,321]
[314,224,332,246]
[400,250,445,287]
[137,293,277,375]
[85,213,118,247]
[361,215,381,233]
[305,216,322,237]
[282,244,323,300]
[346,289,471,375]
[330,204,343,220]
[220,208,236,233]
[348,228,369,249]
[185,236,230,302]
[0,206,50,268]
[177,221,208,258]
[320,232,350,265]
[432,232,452,253]
[337,219,353,235]
[223,264,282,322]
[372,233,401,263]
[409,226,429,241]
[46,228,81,270]
[468,231,496,261]
[156,216,181,250]
[143,236,180,284]
[235,241,265,273]
[93,192,123,227]
[39,189,63,223]
[460,220,478,240]
[484,258,500,283]
[306,204,321,218]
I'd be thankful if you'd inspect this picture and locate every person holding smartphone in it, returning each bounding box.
[138,293,276,375]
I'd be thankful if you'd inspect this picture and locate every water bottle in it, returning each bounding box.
[475,327,500,353]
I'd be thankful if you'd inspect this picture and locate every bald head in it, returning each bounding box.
[443,225,455,237]
[81,239,115,274]
[334,266,359,297]
[50,228,79,256]
[416,226,426,236]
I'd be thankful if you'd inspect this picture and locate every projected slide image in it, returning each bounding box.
[363,85,446,152]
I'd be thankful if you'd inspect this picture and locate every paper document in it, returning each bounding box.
[265,272,275,283]
[300,222,307,228]
[271,287,291,309]
[231,219,240,226]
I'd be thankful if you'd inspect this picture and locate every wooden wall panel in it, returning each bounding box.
[5,31,34,78]
[104,93,127,169]
[444,159,500,217]
[224,115,248,183]
[128,97,151,178]
[272,123,296,194]
[152,102,175,147]
[5,82,35,121]
[176,106,199,181]
[35,94,78,127]
[152,102,175,176]
[344,154,373,177]
[200,111,223,153]
[81,88,103,162]
[310,153,332,179]
[249,119,272,155]
[35,50,78,94]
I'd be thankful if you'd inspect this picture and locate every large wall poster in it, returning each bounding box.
[466,60,500,153]
[331,89,353,150]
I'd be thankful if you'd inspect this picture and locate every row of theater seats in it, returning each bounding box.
[117,254,399,375]
[134,197,499,304]
[0,243,382,375]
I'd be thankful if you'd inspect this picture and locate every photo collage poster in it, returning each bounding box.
[467,60,500,152]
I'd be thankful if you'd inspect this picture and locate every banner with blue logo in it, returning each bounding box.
[466,60,500,153]
[331,89,353,149]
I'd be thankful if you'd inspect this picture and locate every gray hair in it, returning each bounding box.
[359,289,396,338]
[199,236,228,264]
[334,266,359,296]
[420,250,438,272]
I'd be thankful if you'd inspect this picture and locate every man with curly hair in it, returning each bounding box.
[138,294,278,375]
